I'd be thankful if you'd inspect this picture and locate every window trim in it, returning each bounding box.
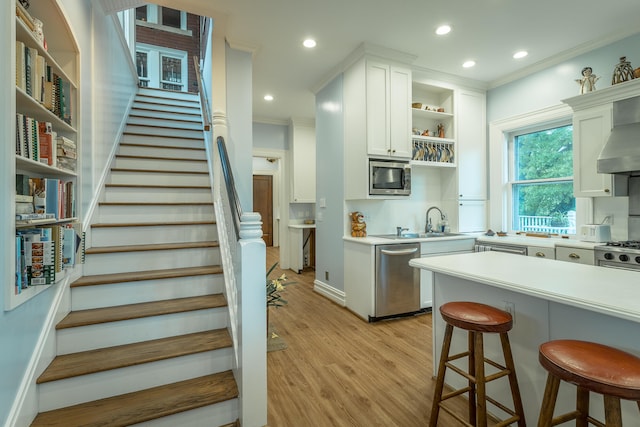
[135,5,192,36]
[488,104,587,233]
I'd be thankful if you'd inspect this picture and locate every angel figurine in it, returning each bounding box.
[576,67,599,94]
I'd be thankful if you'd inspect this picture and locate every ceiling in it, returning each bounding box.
[105,0,640,125]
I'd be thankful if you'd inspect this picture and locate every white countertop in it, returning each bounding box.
[344,234,476,245]
[289,223,316,229]
[409,251,640,323]
[476,234,601,249]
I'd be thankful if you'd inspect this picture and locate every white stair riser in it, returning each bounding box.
[128,116,203,130]
[125,124,204,140]
[71,274,224,311]
[102,187,212,204]
[96,204,214,223]
[137,88,200,102]
[133,102,200,115]
[118,144,206,160]
[57,308,227,354]
[113,156,208,172]
[120,134,204,149]
[108,171,210,186]
[129,109,201,123]
[38,349,233,411]
[132,399,238,427]
[83,247,220,275]
[136,94,201,106]
[90,224,217,247]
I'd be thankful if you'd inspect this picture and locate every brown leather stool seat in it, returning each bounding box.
[430,301,526,427]
[538,340,640,426]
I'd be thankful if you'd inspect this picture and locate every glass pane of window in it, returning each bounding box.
[136,52,148,78]
[161,7,181,29]
[135,6,147,21]
[161,56,182,83]
[512,181,576,234]
[514,125,573,180]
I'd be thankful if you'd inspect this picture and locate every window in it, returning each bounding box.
[136,51,149,87]
[161,8,182,29]
[160,55,183,91]
[135,5,187,31]
[508,124,576,234]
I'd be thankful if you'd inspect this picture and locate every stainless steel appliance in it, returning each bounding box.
[373,243,422,321]
[369,159,411,196]
[475,242,527,255]
[594,241,640,271]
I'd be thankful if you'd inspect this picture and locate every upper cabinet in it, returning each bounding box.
[289,119,316,203]
[563,79,640,197]
[365,61,412,159]
[344,55,412,199]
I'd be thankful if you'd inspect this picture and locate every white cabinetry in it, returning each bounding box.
[528,246,555,259]
[289,119,315,203]
[344,56,412,199]
[441,90,487,232]
[366,61,412,159]
[562,79,640,197]
[555,246,594,265]
[572,104,615,197]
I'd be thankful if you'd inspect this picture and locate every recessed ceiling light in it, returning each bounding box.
[462,60,476,68]
[435,25,451,36]
[303,39,317,48]
[513,51,528,59]
[264,94,274,101]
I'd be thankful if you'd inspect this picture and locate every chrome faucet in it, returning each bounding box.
[425,206,445,233]
[396,226,409,237]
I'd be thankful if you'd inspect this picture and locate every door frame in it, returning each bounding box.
[252,149,287,265]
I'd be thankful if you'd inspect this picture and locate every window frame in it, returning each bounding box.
[488,104,587,235]
[507,121,575,233]
[135,5,191,35]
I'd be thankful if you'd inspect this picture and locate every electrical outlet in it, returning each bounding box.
[504,301,515,323]
[325,271,329,281]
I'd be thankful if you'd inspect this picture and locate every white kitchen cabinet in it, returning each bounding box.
[456,200,487,233]
[456,90,487,200]
[555,246,594,265]
[289,119,315,202]
[572,104,616,197]
[528,246,555,259]
[366,61,412,159]
[344,56,412,199]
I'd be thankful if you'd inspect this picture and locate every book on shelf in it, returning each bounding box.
[16,174,30,196]
[38,121,56,166]
[16,201,34,215]
[17,228,56,288]
[24,44,32,97]
[31,177,46,213]
[16,1,36,32]
[16,40,26,91]
[62,223,84,268]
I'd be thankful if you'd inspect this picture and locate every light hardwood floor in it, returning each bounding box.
[266,247,470,426]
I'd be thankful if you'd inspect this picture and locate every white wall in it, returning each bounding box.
[487,33,640,240]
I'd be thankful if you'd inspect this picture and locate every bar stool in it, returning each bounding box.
[538,340,640,426]
[430,301,526,427]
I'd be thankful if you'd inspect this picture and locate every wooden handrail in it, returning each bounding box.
[193,56,212,131]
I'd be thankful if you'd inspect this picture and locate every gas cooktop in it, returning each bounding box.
[599,241,640,250]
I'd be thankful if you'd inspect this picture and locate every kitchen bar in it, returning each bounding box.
[409,251,640,424]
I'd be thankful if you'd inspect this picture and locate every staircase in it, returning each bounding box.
[30,88,239,427]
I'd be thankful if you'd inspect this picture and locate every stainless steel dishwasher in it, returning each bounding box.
[372,242,422,321]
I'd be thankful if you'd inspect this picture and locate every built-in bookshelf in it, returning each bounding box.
[8,0,81,310]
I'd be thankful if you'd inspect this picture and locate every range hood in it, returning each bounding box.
[597,96,640,175]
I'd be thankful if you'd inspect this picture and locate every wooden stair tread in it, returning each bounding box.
[56,294,227,329]
[91,220,215,228]
[85,241,219,255]
[31,371,238,427]
[71,265,222,287]
[119,142,205,151]
[115,154,206,162]
[38,329,232,383]
[125,123,202,132]
[109,167,208,174]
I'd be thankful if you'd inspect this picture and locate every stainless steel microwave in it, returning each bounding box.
[369,159,411,196]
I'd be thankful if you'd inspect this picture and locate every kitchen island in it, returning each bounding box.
[409,251,640,424]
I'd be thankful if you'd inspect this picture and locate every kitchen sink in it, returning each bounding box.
[372,232,464,240]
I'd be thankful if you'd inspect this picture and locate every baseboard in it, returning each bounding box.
[313,279,346,306]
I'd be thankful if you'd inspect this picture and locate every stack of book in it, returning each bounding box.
[18,177,75,222]
[56,136,76,172]
[15,223,85,294]
[15,41,72,125]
